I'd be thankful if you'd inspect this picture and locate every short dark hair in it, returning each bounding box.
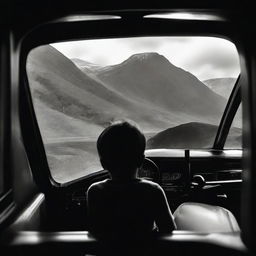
[97,121,146,173]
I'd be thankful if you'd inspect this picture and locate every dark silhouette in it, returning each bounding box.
[87,121,176,245]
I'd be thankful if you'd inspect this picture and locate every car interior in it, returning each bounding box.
[0,2,255,256]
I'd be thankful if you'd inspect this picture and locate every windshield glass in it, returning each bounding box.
[26,37,240,183]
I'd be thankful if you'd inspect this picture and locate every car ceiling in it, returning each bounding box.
[0,1,253,28]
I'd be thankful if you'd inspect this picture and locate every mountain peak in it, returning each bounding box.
[123,52,170,65]
[130,52,161,59]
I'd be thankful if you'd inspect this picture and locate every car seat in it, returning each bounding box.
[173,202,240,232]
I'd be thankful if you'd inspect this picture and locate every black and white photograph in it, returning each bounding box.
[0,1,254,256]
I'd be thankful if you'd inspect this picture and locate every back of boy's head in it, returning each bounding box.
[97,121,146,174]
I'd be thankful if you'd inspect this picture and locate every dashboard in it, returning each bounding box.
[137,149,190,195]
[69,149,242,204]
[137,149,242,197]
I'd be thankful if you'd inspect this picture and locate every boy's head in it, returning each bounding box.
[97,121,146,178]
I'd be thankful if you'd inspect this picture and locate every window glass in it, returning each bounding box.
[225,104,242,149]
[26,37,240,183]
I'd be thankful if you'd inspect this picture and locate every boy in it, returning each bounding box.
[87,121,176,240]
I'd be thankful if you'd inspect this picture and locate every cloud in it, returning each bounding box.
[124,37,190,52]
[168,37,240,80]
[125,37,162,50]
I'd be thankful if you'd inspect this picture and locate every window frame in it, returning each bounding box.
[0,29,15,229]
[224,102,242,149]
[213,75,242,149]
[20,14,243,188]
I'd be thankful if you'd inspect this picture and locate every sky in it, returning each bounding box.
[52,36,240,81]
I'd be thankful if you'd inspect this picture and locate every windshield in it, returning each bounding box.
[26,37,240,183]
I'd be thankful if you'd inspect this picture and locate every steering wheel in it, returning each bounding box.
[137,157,160,183]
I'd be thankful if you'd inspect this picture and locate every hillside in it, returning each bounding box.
[147,122,242,149]
[27,46,137,138]
[27,46,232,141]
[203,77,242,128]
[203,77,237,99]
[94,52,227,124]
[71,58,102,75]
[27,46,187,139]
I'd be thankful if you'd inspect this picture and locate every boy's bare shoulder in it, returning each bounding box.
[139,179,163,191]
[87,178,163,195]
[87,179,109,193]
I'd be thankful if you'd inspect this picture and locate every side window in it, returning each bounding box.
[225,104,242,149]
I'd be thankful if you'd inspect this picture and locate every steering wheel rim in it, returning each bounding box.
[138,157,160,183]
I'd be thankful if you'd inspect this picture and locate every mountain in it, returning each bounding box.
[71,58,102,74]
[203,77,242,129]
[95,52,227,124]
[27,46,182,140]
[27,45,133,139]
[27,47,233,142]
[147,122,242,149]
[203,77,237,99]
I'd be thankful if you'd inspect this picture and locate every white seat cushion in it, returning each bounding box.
[173,202,240,232]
